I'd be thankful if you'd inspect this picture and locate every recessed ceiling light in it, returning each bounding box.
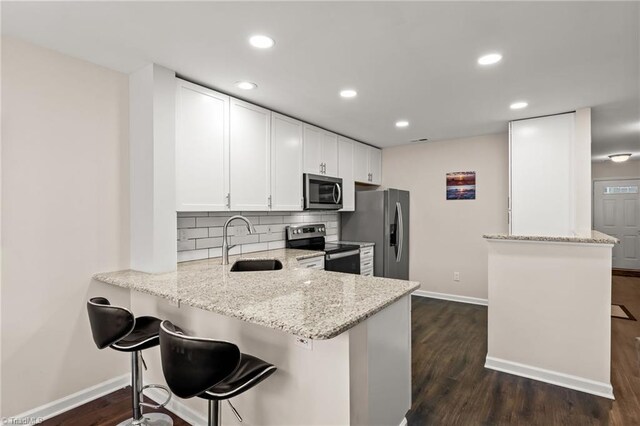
[395,120,409,128]
[235,81,257,90]
[510,101,528,110]
[249,35,275,49]
[478,53,502,65]
[340,89,357,98]
[609,153,632,162]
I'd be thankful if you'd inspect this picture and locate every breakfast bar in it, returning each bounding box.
[94,248,419,425]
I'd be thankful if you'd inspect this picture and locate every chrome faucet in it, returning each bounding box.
[222,215,256,265]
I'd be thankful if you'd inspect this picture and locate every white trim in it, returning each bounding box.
[10,374,130,422]
[485,356,614,400]
[398,417,408,426]
[145,386,206,426]
[412,289,488,306]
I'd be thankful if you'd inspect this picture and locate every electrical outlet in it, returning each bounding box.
[235,226,247,236]
[454,272,460,282]
[294,336,313,350]
[178,229,188,241]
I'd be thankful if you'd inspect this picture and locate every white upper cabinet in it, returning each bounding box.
[303,124,323,175]
[322,131,339,177]
[338,136,355,211]
[353,142,370,183]
[175,79,229,211]
[229,98,271,211]
[369,147,382,185]
[303,124,339,177]
[271,113,303,211]
[354,142,382,185]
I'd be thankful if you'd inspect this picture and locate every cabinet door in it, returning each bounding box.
[229,99,271,210]
[338,136,355,211]
[369,147,382,185]
[303,124,323,175]
[353,142,370,183]
[271,113,303,211]
[322,131,339,177]
[175,79,229,211]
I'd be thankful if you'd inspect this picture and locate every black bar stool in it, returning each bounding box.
[87,297,173,426]
[159,320,277,426]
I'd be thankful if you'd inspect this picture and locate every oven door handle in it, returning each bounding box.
[326,249,360,260]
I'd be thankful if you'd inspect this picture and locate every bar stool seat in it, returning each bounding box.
[202,353,277,400]
[111,316,162,352]
[87,297,173,426]
[159,320,276,425]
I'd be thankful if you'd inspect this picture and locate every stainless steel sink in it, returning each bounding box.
[229,259,283,272]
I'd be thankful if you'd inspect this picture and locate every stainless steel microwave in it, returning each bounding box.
[303,173,343,210]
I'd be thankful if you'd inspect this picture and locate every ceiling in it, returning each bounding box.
[2,1,639,160]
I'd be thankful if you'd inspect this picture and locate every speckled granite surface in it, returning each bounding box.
[336,241,376,248]
[93,248,419,340]
[483,230,619,244]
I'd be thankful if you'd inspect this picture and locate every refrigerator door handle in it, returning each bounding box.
[396,202,403,263]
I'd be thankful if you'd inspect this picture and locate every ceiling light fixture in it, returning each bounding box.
[510,101,528,110]
[235,81,257,90]
[395,120,409,128]
[478,53,502,65]
[340,89,357,98]
[609,153,632,163]
[249,35,275,49]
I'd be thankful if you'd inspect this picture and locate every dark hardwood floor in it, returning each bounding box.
[408,275,640,426]
[40,387,189,426]
[42,275,640,425]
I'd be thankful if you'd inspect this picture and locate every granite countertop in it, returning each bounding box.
[93,248,419,340]
[483,230,619,245]
[336,241,376,248]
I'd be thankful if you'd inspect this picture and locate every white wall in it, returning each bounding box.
[1,37,131,416]
[592,159,640,179]
[382,134,508,300]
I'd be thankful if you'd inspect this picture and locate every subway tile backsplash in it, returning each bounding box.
[177,211,340,263]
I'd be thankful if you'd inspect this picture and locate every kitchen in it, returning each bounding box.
[2,2,639,426]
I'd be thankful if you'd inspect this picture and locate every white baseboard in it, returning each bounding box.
[485,356,614,400]
[10,373,130,422]
[412,289,488,306]
[145,387,205,426]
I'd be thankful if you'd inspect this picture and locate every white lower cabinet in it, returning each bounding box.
[297,256,325,270]
[360,246,374,276]
[229,99,271,211]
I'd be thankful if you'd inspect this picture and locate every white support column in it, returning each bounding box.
[129,64,177,272]
[574,108,592,236]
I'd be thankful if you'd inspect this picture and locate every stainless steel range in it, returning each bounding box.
[286,224,360,274]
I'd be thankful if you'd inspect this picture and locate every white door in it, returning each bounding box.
[271,113,303,211]
[354,142,370,183]
[175,79,229,211]
[338,136,355,211]
[229,98,271,211]
[303,124,323,175]
[369,147,382,185]
[594,179,640,270]
[322,131,339,177]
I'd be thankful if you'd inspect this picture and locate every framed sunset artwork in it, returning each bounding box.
[446,171,476,200]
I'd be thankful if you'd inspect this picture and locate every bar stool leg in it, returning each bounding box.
[208,400,221,426]
[132,351,144,423]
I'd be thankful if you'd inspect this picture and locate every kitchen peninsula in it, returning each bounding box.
[94,248,419,425]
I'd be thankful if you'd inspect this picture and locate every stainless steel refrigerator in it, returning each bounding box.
[341,189,410,279]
